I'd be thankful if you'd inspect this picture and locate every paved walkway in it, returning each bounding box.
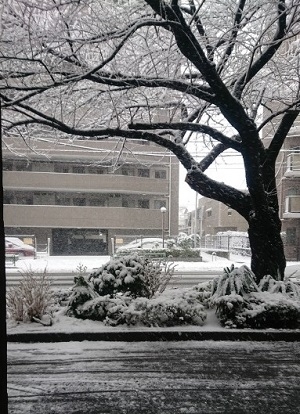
[7,340,300,413]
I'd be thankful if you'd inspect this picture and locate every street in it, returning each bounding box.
[5,269,223,289]
[7,340,300,413]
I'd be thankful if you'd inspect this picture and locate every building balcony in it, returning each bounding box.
[3,171,168,195]
[3,204,167,230]
[285,153,300,177]
[283,196,300,218]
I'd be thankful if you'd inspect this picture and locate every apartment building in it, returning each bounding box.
[274,116,300,260]
[184,197,248,237]
[2,137,179,255]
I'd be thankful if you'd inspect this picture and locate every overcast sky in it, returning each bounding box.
[179,153,246,211]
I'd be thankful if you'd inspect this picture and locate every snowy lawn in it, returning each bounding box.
[6,253,300,335]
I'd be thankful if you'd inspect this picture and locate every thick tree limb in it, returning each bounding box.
[198,143,229,172]
[129,121,241,151]
[266,109,300,163]
[185,165,250,218]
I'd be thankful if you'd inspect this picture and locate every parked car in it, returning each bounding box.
[5,237,36,258]
[116,238,165,252]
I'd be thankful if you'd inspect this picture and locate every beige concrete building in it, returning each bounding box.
[3,137,179,255]
[188,197,248,237]
[273,116,300,260]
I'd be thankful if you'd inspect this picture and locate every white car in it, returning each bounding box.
[117,238,165,252]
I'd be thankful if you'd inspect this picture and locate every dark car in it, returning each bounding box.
[5,237,36,258]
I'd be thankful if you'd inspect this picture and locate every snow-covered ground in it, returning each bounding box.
[5,251,300,276]
[6,251,251,274]
[6,252,300,336]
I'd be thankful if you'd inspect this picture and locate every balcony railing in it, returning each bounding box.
[3,171,168,195]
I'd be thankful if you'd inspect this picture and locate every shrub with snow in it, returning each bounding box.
[211,264,259,299]
[6,267,53,322]
[258,275,300,299]
[88,253,174,298]
[210,265,300,329]
[65,272,207,327]
[73,294,132,325]
[66,275,99,317]
[133,296,206,327]
[192,280,213,308]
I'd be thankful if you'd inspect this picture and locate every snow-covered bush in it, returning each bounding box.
[213,294,246,328]
[211,264,259,300]
[243,292,300,329]
[134,297,206,326]
[192,280,213,308]
[211,266,300,328]
[6,267,53,322]
[259,275,300,299]
[215,292,300,329]
[73,294,133,325]
[65,278,207,327]
[50,288,73,314]
[66,275,99,317]
[88,253,174,298]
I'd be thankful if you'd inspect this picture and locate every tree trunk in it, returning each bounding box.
[247,211,286,282]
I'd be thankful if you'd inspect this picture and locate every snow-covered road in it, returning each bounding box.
[7,340,300,413]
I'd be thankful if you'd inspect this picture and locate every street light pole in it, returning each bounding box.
[160,206,167,248]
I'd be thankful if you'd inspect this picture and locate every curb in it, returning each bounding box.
[7,330,300,343]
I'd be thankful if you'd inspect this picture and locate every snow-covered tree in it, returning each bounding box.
[1,0,300,281]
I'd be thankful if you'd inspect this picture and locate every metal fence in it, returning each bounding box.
[114,232,251,257]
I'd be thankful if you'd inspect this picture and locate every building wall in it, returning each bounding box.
[278,128,300,260]
[184,197,248,237]
[3,137,179,255]
[263,106,300,261]
[197,198,248,236]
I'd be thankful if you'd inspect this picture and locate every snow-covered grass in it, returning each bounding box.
[6,253,300,335]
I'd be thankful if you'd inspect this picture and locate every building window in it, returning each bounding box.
[3,191,14,204]
[228,209,232,216]
[138,199,150,209]
[87,166,105,174]
[154,200,167,209]
[89,197,106,206]
[3,161,13,171]
[16,193,33,205]
[122,168,135,176]
[122,196,135,208]
[15,160,32,171]
[206,208,212,217]
[32,162,53,172]
[73,197,86,206]
[138,168,150,178]
[34,192,54,205]
[55,194,71,205]
[155,170,167,179]
[54,164,69,173]
[73,166,85,174]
